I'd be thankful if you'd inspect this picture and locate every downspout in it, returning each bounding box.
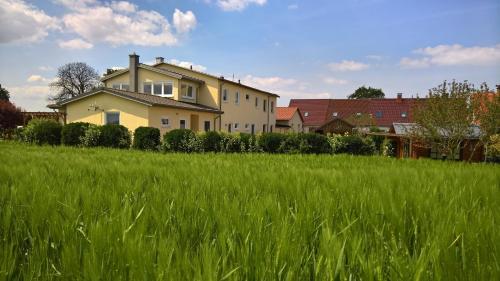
[218,80,224,132]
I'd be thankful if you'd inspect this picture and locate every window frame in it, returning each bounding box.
[105,111,120,125]
[235,91,240,104]
[143,81,174,97]
[179,119,187,129]
[223,89,228,102]
[160,116,170,128]
[181,84,196,100]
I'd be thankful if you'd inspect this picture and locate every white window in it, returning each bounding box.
[304,112,309,117]
[235,91,240,104]
[105,112,120,125]
[401,112,407,118]
[223,89,228,102]
[112,83,129,90]
[143,81,173,97]
[181,84,196,99]
[332,112,338,117]
[161,117,170,128]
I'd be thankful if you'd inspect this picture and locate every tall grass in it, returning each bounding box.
[0,142,498,280]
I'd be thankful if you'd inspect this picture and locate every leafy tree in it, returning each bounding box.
[50,62,100,102]
[472,85,500,160]
[0,100,23,131]
[412,81,492,160]
[0,84,10,101]
[348,86,385,99]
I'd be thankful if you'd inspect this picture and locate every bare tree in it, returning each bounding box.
[49,62,100,102]
[412,81,477,160]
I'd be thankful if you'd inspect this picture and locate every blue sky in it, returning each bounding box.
[1,0,499,110]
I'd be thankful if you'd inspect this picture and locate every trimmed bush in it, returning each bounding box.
[61,122,90,146]
[23,119,62,145]
[259,133,286,153]
[300,133,331,154]
[163,129,199,152]
[219,133,242,153]
[100,124,131,149]
[331,134,375,155]
[133,127,160,151]
[278,133,305,154]
[199,131,221,152]
[80,125,102,147]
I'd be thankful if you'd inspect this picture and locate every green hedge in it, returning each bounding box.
[199,131,221,152]
[133,127,160,151]
[100,124,131,149]
[259,133,286,153]
[61,122,90,146]
[23,119,62,145]
[163,129,198,152]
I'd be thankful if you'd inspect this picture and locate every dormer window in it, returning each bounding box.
[332,112,338,117]
[181,84,196,99]
[304,112,309,117]
[112,83,129,90]
[401,112,407,118]
[375,111,383,118]
[143,81,173,97]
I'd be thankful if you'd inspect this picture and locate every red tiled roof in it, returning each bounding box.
[290,97,425,127]
[276,107,301,121]
[288,99,331,126]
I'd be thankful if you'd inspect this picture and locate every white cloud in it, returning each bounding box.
[288,4,299,10]
[328,60,369,72]
[27,75,45,82]
[0,0,59,43]
[173,9,197,33]
[400,44,500,69]
[57,1,195,47]
[242,75,297,91]
[58,38,93,49]
[169,59,207,72]
[323,77,348,85]
[217,0,267,11]
[6,85,51,111]
[38,66,54,71]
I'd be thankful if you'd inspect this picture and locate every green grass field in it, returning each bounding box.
[0,142,498,280]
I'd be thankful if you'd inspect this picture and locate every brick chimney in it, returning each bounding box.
[396,93,403,103]
[129,53,139,92]
[155,57,164,64]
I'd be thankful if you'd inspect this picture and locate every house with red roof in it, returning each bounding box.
[275,107,304,133]
[289,93,422,133]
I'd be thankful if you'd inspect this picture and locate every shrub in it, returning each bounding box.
[219,133,242,153]
[163,129,199,152]
[23,119,62,145]
[80,125,102,147]
[133,127,160,151]
[100,124,131,149]
[61,122,90,146]
[199,131,221,152]
[259,133,286,153]
[300,133,331,154]
[278,134,305,154]
[332,134,375,155]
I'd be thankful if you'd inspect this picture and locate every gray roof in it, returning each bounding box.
[101,64,205,84]
[392,122,482,139]
[50,88,223,113]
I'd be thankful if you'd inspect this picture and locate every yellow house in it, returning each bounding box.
[275,107,304,133]
[49,54,279,135]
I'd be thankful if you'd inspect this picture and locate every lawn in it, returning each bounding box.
[0,142,498,280]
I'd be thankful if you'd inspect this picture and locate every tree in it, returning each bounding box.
[0,100,23,132]
[50,62,100,102]
[0,84,10,101]
[348,86,385,99]
[412,80,486,160]
[472,85,500,160]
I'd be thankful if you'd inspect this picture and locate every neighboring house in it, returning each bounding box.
[49,54,278,135]
[368,123,485,162]
[275,107,304,133]
[315,118,354,135]
[290,94,421,132]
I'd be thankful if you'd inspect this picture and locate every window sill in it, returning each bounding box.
[182,96,195,100]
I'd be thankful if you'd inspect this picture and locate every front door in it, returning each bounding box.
[190,114,199,131]
[251,124,255,135]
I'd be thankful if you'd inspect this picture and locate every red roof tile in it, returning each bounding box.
[276,107,300,121]
[290,97,425,128]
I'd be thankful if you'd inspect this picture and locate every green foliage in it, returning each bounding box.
[61,122,90,146]
[219,133,242,153]
[0,142,498,280]
[328,134,376,155]
[259,132,286,153]
[278,133,331,154]
[100,124,131,149]
[348,86,385,99]
[198,131,221,152]
[163,129,199,152]
[132,127,161,151]
[0,84,9,101]
[80,124,102,147]
[23,118,62,145]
